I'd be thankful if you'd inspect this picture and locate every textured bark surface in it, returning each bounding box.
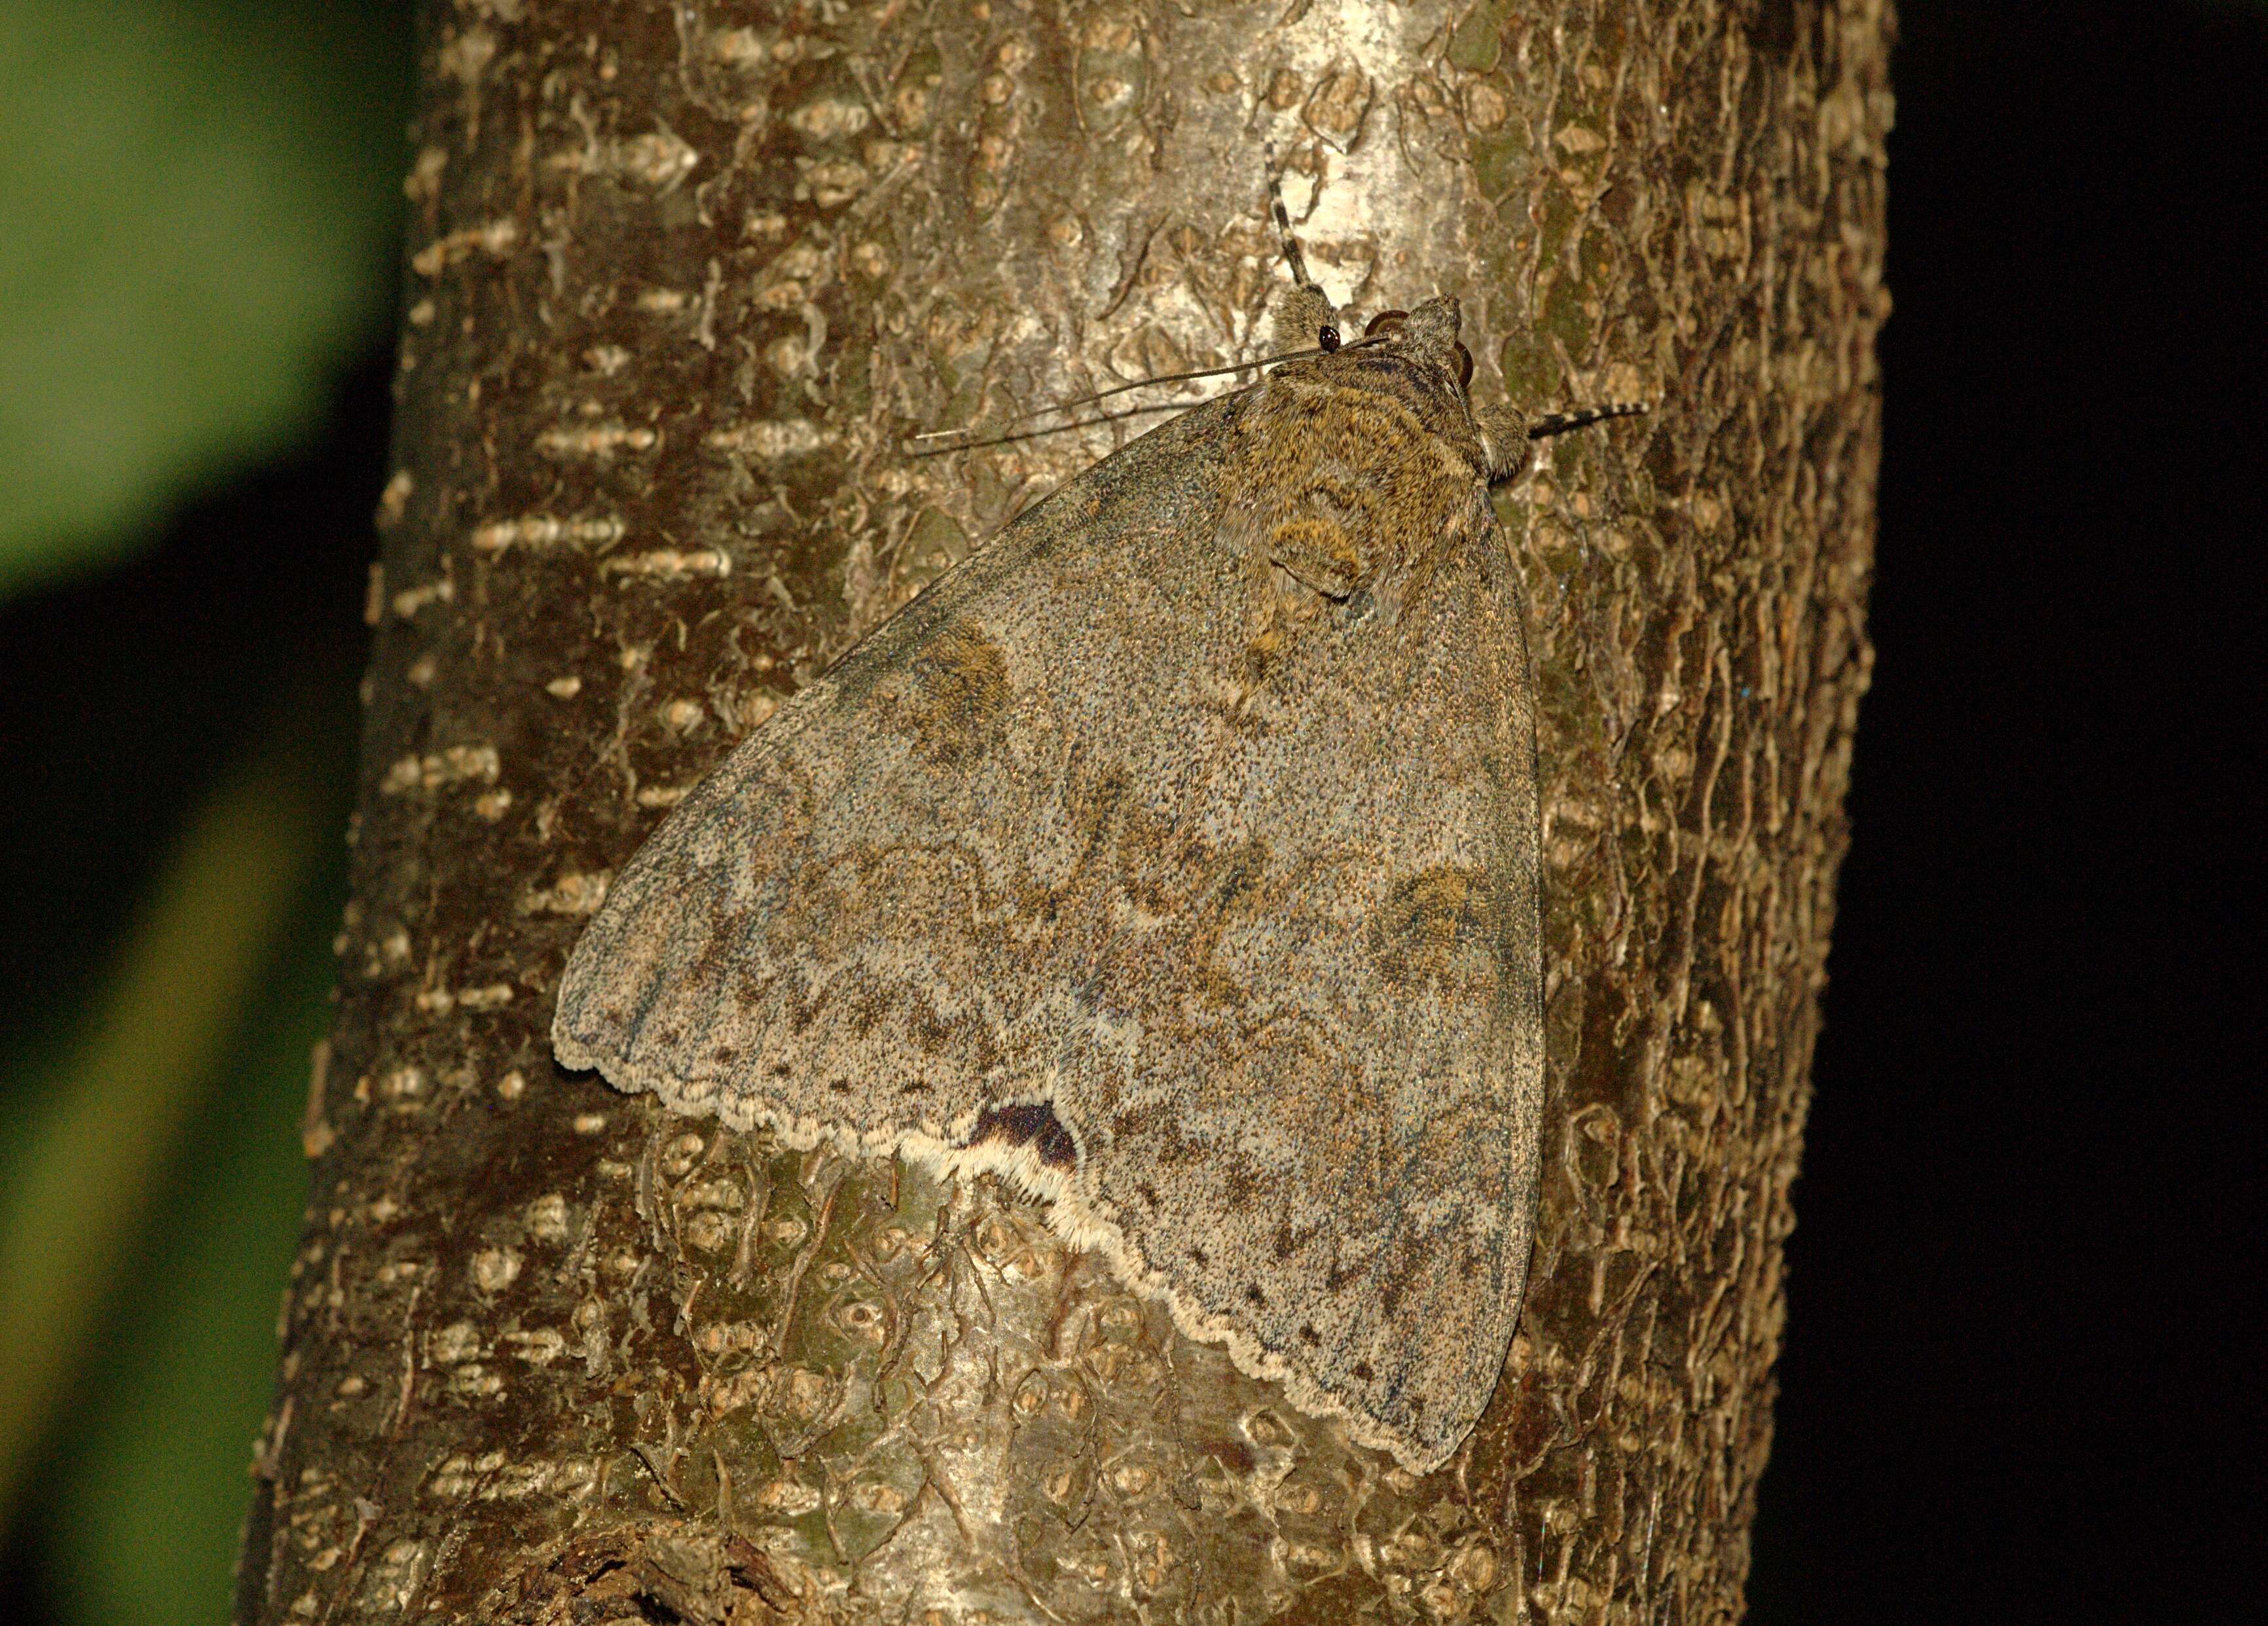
[238,1,1889,1621]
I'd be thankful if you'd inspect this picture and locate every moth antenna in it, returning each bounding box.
[1268,158,1342,354]
[1270,179,1317,304]
[907,334,1392,452]
[907,396,1234,458]
[1528,401,1653,439]
[914,160,1369,454]
[909,346,1336,444]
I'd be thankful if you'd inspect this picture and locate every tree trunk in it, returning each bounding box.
[236,1,1888,1621]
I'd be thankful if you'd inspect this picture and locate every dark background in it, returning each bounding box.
[1753,5,2261,1621]
[1,3,2256,1621]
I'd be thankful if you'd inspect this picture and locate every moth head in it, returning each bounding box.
[1273,282,1343,355]
[1361,297,1467,378]
[1359,298,1528,481]
[1361,298,1486,408]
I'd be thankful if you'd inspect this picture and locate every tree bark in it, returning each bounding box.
[237,1,1888,1621]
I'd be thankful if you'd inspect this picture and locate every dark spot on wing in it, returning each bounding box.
[900,619,1013,765]
[968,1101,1078,1169]
[1369,864,1499,989]
[907,1003,955,1054]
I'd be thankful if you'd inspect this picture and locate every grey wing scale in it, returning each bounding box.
[553,388,1545,1474]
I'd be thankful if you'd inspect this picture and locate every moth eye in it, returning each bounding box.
[1319,324,1342,353]
[1364,309,1410,337]
[1456,342,1474,391]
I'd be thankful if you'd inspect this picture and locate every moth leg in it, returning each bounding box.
[1528,401,1651,437]
[1473,399,1651,484]
[1471,403,1534,484]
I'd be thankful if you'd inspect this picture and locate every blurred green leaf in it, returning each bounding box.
[0,742,329,1514]
[47,853,344,1626]
[0,0,406,599]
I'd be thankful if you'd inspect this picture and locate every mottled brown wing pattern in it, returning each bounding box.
[554,303,1546,1472]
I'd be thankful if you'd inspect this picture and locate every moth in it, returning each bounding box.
[553,209,1643,1473]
